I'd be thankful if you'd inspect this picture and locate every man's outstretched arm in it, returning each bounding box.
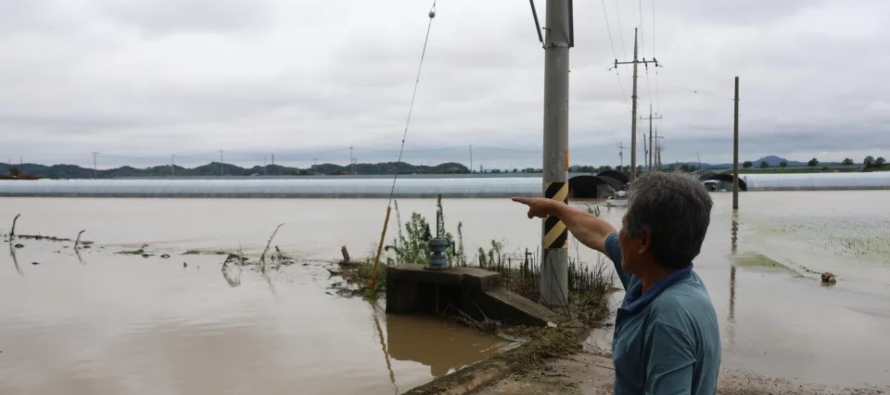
[511,197,617,255]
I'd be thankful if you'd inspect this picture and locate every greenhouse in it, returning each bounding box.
[742,172,890,191]
[0,178,543,198]
[0,172,887,198]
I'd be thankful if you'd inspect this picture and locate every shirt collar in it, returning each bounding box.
[620,265,693,314]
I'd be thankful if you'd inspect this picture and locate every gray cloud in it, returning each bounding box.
[0,0,888,169]
[93,0,274,36]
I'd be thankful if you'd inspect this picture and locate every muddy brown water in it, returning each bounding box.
[1,191,890,393]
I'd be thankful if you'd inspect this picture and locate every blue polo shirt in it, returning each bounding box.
[604,232,721,395]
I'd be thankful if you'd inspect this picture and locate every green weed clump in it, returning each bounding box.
[338,196,614,327]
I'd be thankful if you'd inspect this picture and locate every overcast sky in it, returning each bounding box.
[1,0,888,169]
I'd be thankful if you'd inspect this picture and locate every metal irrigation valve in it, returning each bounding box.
[426,237,453,270]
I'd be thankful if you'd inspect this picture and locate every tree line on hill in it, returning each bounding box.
[742,155,886,170]
[0,161,478,179]
[1,154,885,179]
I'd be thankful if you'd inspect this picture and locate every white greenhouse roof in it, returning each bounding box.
[0,172,887,198]
[742,172,890,191]
[0,177,545,198]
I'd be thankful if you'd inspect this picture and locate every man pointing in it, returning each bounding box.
[513,171,721,395]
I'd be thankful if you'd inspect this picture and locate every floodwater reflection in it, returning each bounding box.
[385,313,505,378]
[8,243,22,275]
[727,211,738,344]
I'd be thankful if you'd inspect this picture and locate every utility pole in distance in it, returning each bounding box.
[642,132,648,170]
[538,0,573,307]
[617,142,624,168]
[733,76,740,209]
[640,104,662,171]
[171,154,175,176]
[219,150,224,176]
[349,146,354,175]
[92,152,98,179]
[469,145,473,174]
[615,28,658,181]
[654,129,659,170]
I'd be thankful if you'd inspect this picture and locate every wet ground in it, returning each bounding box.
[476,349,890,395]
[1,191,890,393]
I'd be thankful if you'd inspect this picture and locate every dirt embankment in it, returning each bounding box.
[474,350,890,395]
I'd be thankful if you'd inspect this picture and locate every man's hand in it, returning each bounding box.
[511,197,560,219]
[512,196,618,258]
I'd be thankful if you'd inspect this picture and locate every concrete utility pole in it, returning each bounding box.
[219,150,224,176]
[642,133,648,170]
[92,152,98,179]
[540,0,573,307]
[640,132,652,170]
[733,76,740,209]
[469,145,473,174]
[171,154,175,176]
[618,142,624,168]
[349,146,355,175]
[640,104,662,171]
[654,129,659,171]
[271,154,275,166]
[615,28,658,181]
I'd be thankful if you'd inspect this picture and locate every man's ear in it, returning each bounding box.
[638,230,652,255]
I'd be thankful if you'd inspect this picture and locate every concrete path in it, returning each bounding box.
[473,349,889,395]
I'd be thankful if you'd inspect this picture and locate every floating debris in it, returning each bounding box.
[160,254,170,259]
[183,262,188,268]
[118,244,150,256]
[31,262,39,265]
[183,250,228,256]
[14,244,24,249]
[821,272,837,284]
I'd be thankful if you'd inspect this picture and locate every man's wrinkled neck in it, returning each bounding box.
[638,261,673,294]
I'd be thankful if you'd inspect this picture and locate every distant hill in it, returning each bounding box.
[751,155,806,167]
[0,161,473,179]
[672,155,811,169]
[0,154,865,179]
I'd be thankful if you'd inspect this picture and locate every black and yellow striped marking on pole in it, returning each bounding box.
[543,181,569,249]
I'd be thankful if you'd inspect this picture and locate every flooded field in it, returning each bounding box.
[2,191,890,393]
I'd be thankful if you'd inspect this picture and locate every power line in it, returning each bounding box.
[600,0,618,61]
[639,0,652,118]
[652,0,661,128]
[614,0,627,59]
[600,0,630,113]
[638,0,644,56]
[384,0,436,204]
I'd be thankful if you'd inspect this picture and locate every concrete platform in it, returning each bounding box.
[385,264,562,327]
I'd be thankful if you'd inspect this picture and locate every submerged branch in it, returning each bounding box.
[9,213,20,241]
[74,230,85,250]
[259,223,284,275]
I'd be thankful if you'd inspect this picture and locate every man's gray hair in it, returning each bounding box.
[626,171,713,270]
